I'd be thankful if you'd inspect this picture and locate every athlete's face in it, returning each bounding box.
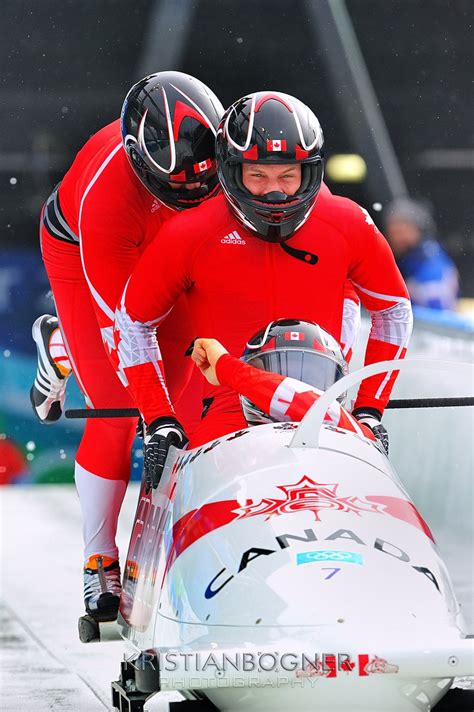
[242,163,301,196]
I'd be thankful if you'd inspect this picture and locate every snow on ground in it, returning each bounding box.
[0,484,181,711]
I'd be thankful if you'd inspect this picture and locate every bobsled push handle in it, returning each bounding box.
[289,358,474,449]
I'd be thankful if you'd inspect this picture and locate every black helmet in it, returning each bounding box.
[241,319,347,426]
[216,91,324,242]
[121,71,224,210]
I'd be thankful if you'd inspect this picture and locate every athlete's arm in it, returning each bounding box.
[114,216,198,425]
[192,340,374,440]
[341,282,361,364]
[347,207,413,414]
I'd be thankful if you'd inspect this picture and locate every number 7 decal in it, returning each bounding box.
[321,567,341,580]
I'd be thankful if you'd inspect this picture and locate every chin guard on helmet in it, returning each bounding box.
[121,71,224,210]
[216,91,324,242]
[240,319,348,426]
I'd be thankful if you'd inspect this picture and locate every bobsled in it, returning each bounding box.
[114,359,474,712]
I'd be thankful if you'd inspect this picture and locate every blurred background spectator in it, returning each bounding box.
[384,197,459,311]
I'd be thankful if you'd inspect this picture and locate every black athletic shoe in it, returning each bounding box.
[83,555,122,623]
[30,315,70,423]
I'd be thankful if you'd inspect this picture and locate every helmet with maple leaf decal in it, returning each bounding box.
[216,91,324,242]
[240,319,347,426]
[121,71,224,210]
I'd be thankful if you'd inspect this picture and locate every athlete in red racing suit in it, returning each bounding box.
[115,188,411,459]
[190,329,377,448]
[34,72,224,622]
[114,90,412,485]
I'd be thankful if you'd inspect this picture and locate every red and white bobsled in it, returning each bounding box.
[116,360,474,711]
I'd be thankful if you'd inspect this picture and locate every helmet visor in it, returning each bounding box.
[245,349,345,392]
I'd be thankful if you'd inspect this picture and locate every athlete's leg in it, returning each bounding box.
[40,228,137,562]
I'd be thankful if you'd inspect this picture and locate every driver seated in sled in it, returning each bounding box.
[190,319,388,453]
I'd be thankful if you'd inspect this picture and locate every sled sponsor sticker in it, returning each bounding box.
[295,654,399,678]
[297,550,363,565]
[154,650,399,680]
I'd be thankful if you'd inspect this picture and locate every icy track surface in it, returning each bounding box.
[1,484,472,711]
[0,484,182,711]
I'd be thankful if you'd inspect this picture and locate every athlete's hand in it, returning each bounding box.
[352,407,389,455]
[191,338,229,386]
[144,417,187,491]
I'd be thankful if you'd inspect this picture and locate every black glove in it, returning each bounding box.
[352,407,389,455]
[144,417,187,491]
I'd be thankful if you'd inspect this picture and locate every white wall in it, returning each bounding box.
[353,316,473,533]
[353,316,474,627]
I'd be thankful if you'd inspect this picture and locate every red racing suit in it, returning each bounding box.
[40,119,194,480]
[115,186,413,440]
[198,352,377,448]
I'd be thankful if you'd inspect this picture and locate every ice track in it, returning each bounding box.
[0,484,182,711]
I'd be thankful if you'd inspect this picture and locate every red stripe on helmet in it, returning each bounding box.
[295,145,309,160]
[313,339,327,352]
[169,170,187,181]
[243,144,259,160]
[173,100,210,142]
[260,336,276,352]
[254,93,294,113]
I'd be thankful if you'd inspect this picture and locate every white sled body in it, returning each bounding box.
[118,360,473,711]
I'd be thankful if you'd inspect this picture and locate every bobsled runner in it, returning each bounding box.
[111,359,474,712]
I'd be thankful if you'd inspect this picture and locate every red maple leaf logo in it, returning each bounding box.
[232,475,385,522]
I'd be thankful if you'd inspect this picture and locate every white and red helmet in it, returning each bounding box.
[241,319,347,425]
